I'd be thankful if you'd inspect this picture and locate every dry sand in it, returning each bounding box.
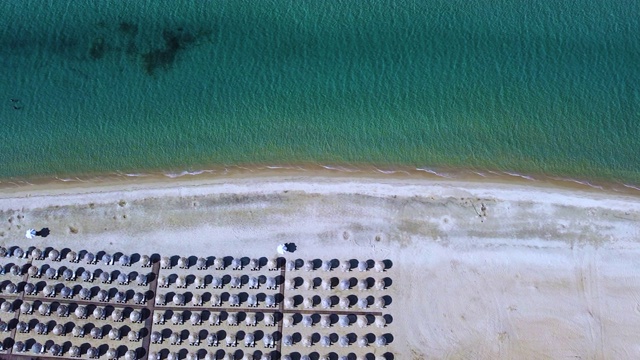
[2,173,640,359]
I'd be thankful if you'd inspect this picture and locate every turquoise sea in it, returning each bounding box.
[1,1,639,185]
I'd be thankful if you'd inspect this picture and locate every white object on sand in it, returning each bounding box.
[26,229,36,239]
[277,243,288,254]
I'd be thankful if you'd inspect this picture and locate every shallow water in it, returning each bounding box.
[0,1,638,184]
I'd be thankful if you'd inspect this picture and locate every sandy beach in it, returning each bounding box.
[1,173,640,359]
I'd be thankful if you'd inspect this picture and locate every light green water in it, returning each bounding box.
[0,1,639,185]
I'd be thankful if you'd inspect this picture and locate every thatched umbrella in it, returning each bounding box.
[119,254,130,266]
[31,247,43,260]
[302,314,313,327]
[83,251,94,264]
[28,265,39,277]
[357,279,368,291]
[192,293,203,306]
[169,332,181,345]
[173,293,186,306]
[75,305,87,319]
[211,276,223,288]
[176,275,187,288]
[282,334,293,346]
[155,294,165,305]
[87,347,99,358]
[302,296,313,309]
[206,332,218,346]
[117,273,129,285]
[339,296,350,309]
[153,311,165,324]
[79,287,91,300]
[320,335,331,347]
[231,258,242,270]
[230,276,241,288]
[133,292,145,304]
[338,315,350,327]
[229,294,240,307]
[161,256,171,269]
[56,304,68,317]
[375,335,387,347]
[129,309,142,323]
[339,279,350,290]
[213,257,223,269]
[34,322,47,334]
[245,313,257,326]
[111,308,123,322]
[167,352,179,360]
[304,260,314,271]
[93,306,106,320]
[99,271,111,283]
[90,326,102,339]
[37,302,49,315]
[114,291,127,303]
[244,332,255,347]
[106,348,117,360]
[321,297,332,309]
[108,328,120,340]
[49,249,61,261]
[358,335,368,347]
[375,315,386,328]
[124,350,137,360]
[209,312,220,325]
[247,294,258,307]
[204,352,215,360]
[320,314,331,328]
[265,294,276,307]
[16,321,28,333]
[267,257,278,270]
[249,258,259,270]
[357,298,368,309]
[374,260,386,272]
[283,314,294,327]
[52,324,65,336]
[197,257,207,269]
[97,289,109,302]
[157,274,169,286]
[357,315,368,328]
[338,335,349,347]
[375,278,385,290]
[31,342,44,354]
[24,282,36,295]
[358,260,368,271]
[321,260,332,271]
[302,335,312,347]
[127,330,139,341]
[141,254,151,267]
[262,333,275,348]
[178,256,188,269]
[195,276,205,288]
[211,294,221,306]
[227,312,238,326]
[286,260,295,271]
[136,273,147,286]
[171,312,183,325]
[341,260,351,272]
[264,313,275,326]
[188,330,199,345]
[45,267,57,279]
[12,341,26,354]
[284,297,294,309]
[375,296,386,309]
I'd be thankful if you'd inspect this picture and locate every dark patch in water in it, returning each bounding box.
[119,22,138,37]
[142,27,197,75]
[89,37,105,60]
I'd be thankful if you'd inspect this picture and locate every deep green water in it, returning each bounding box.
[1,1,639,184]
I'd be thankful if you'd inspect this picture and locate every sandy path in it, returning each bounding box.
[1,175,640,359]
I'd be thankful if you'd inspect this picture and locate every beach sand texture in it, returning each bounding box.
[1,175,640,359]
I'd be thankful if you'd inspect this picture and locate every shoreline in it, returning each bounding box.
[1,163,640,199]
[2,167,640,357]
